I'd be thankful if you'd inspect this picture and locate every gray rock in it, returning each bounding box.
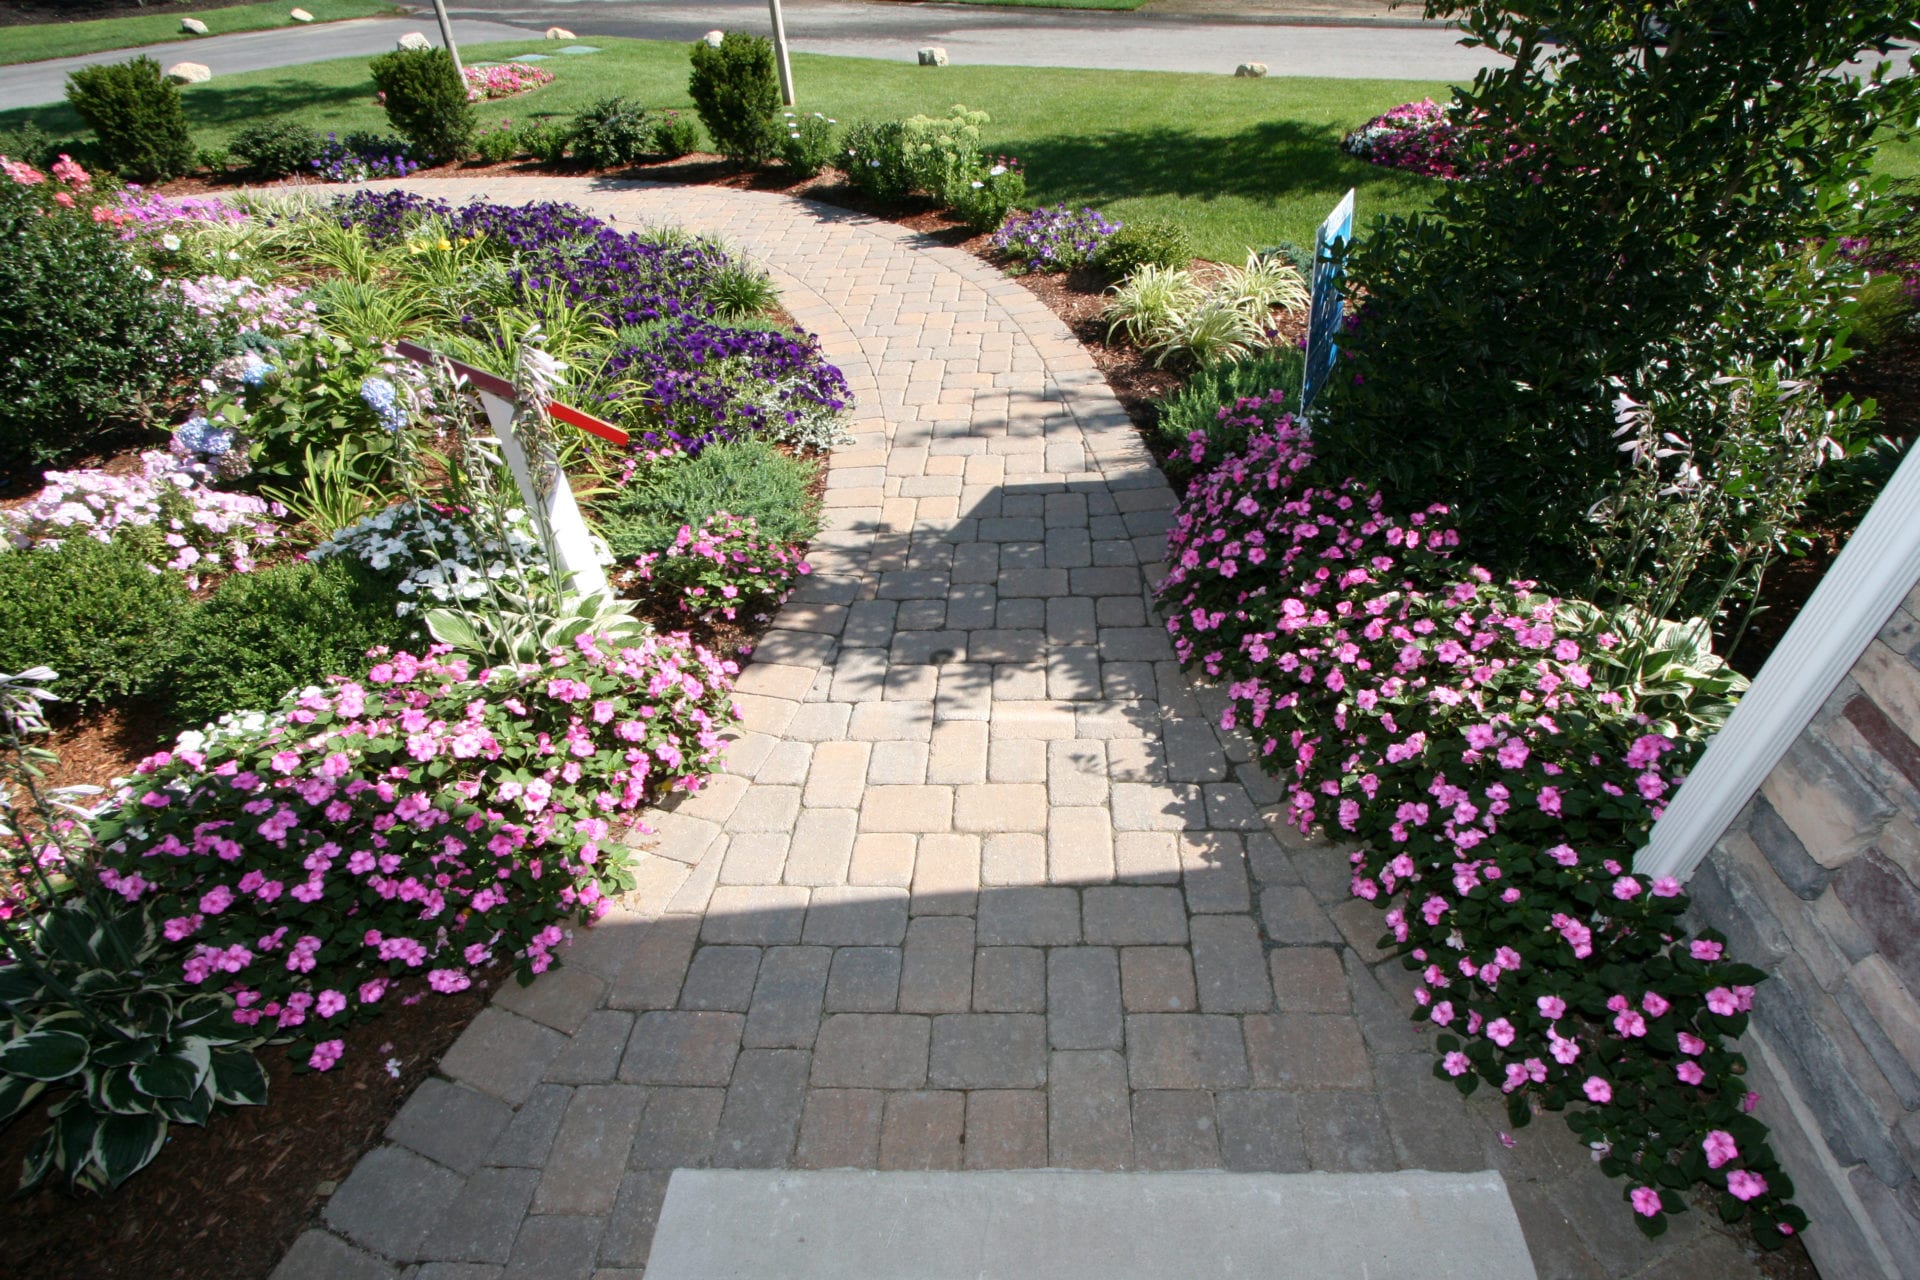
[289,9,314,22]
[165,62,212,84]
[918,47,950,67]
[1235,63,1270,78]
[181,17,209,34]
[397,32,433,51]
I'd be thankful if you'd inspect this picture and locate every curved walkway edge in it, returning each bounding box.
[269,178,1767,1280]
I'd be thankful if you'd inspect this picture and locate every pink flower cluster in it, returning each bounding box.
[4,152,94,211]
[1158,414,1804,1239]
[171,274,318,337]
[1341,99,1469,179]
[91,632,740,1067]
[462,62,555,102]
[628,511,813,626]
[5,451,281,588]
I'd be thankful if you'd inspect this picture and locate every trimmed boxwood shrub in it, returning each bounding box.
[368,46,474,163]
[0,533,192,707]
[166,557,415,726]
[64,56,195,183]
[687,32,780,165]
[230,120,325,180]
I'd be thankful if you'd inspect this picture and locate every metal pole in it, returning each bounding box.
[767,0,795,106]
[429,0,464,78]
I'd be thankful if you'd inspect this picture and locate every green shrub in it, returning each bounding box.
[951,163,1025,234]
[841,119,914,201]
[568,97,654,168]
[64,56,194,182]
[167,557,414,726]
[0,121,72,170]
[597,439,820,559]
[651,109,701,158]
[687,32,781,165]
[368,46,474,162]
[0,187,224,470]
[518,118,571,165]
[1097,218,1195,277]
[775,110,837,178]
[229,119,324,180]
[472,119,520,165]
[0,534,191,708]
[901,104,988,202]
[1321,0,1918,591]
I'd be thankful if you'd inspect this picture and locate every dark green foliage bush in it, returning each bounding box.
[0,189,224,471]
[1850,271,1915,350]
[568,97,655,168]
[0,534,191,708]
[229,119,324,180]
[652,110,701,159]
[775,111,837,178]
[368,46,474,162]
[1097,219,1195,277]
[518,119,571,165]
[1319,0,1920,590]
[64,56,194,182]
[472,120,520,165]
[1153,347,1305,483]
[0,122,71,171]
[597,439,820,560]
[167,558,414,726]
[840,120,914,201]
[687,32,781,165]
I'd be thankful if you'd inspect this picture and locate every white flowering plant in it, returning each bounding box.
[310,499,553,617]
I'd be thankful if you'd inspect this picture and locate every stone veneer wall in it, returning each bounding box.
[1688,585,1920,1279]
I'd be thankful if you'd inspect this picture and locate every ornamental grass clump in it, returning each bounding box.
[92,634,740,1069]
[1158,415,1801,1245]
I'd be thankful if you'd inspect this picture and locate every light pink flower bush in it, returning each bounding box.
[1158,414,1805,1241]
[1341,99,1468,179]
[4,452,281,588]
[91,633,738,1067]
[462,62,555,102]
[629,512,812,625]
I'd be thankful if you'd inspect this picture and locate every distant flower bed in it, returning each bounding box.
[463,62,555,103]
[992,204,1120,272]
[1342,99,1468,179]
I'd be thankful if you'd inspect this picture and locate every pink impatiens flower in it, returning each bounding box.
[308,1039,345,1071]
[1703,1129,1739,1169]
[1630,1186,1661,1217]
[1726,1169,1768,1201]
[1582,1076,1612,1104]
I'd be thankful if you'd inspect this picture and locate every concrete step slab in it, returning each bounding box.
[642,1167,1537,1279]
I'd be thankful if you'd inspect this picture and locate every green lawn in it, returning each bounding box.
[0,0,401,67]
[0,37,1452,256]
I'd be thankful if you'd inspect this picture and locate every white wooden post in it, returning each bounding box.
[473,388,609,598]
[1635,440,1920,882]
[428,0,463,78]
[768,0,796,106]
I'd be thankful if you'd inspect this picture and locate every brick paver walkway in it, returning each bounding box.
[272,178,1766,1280]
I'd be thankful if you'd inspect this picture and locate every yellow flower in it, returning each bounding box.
[437,237,452,251]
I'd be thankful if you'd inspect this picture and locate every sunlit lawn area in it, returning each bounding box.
[0,0,401,67]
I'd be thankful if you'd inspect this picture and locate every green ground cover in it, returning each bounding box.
[0,0,400,67]
[0,37,1451,255]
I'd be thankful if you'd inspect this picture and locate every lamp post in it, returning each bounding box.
[768,0,795,105]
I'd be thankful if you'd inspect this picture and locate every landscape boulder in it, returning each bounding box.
[290,8,314,21]
[702,30,725,48]
[546,27,575,39]
[180,17,209,34]
[918,47,949,67]
[1234,63,1269,78]
[165,61,212,83]
[396,32,433,51]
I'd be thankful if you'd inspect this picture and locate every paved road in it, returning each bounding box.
[0,3,1497,111]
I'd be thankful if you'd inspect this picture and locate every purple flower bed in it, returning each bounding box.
[991,204,1120,271]
[599,316,852,456]
[1341,99,1469,180]
[334,192,733,327]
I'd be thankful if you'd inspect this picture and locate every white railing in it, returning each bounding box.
[1635,440,1920,882]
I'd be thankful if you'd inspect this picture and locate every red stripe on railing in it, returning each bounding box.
[391,340,628,447]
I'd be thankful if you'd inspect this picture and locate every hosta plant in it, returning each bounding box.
[0,669,265,1193]
[1157,418,1803,1245]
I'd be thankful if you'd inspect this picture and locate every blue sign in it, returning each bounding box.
[1300,188,1355,415]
